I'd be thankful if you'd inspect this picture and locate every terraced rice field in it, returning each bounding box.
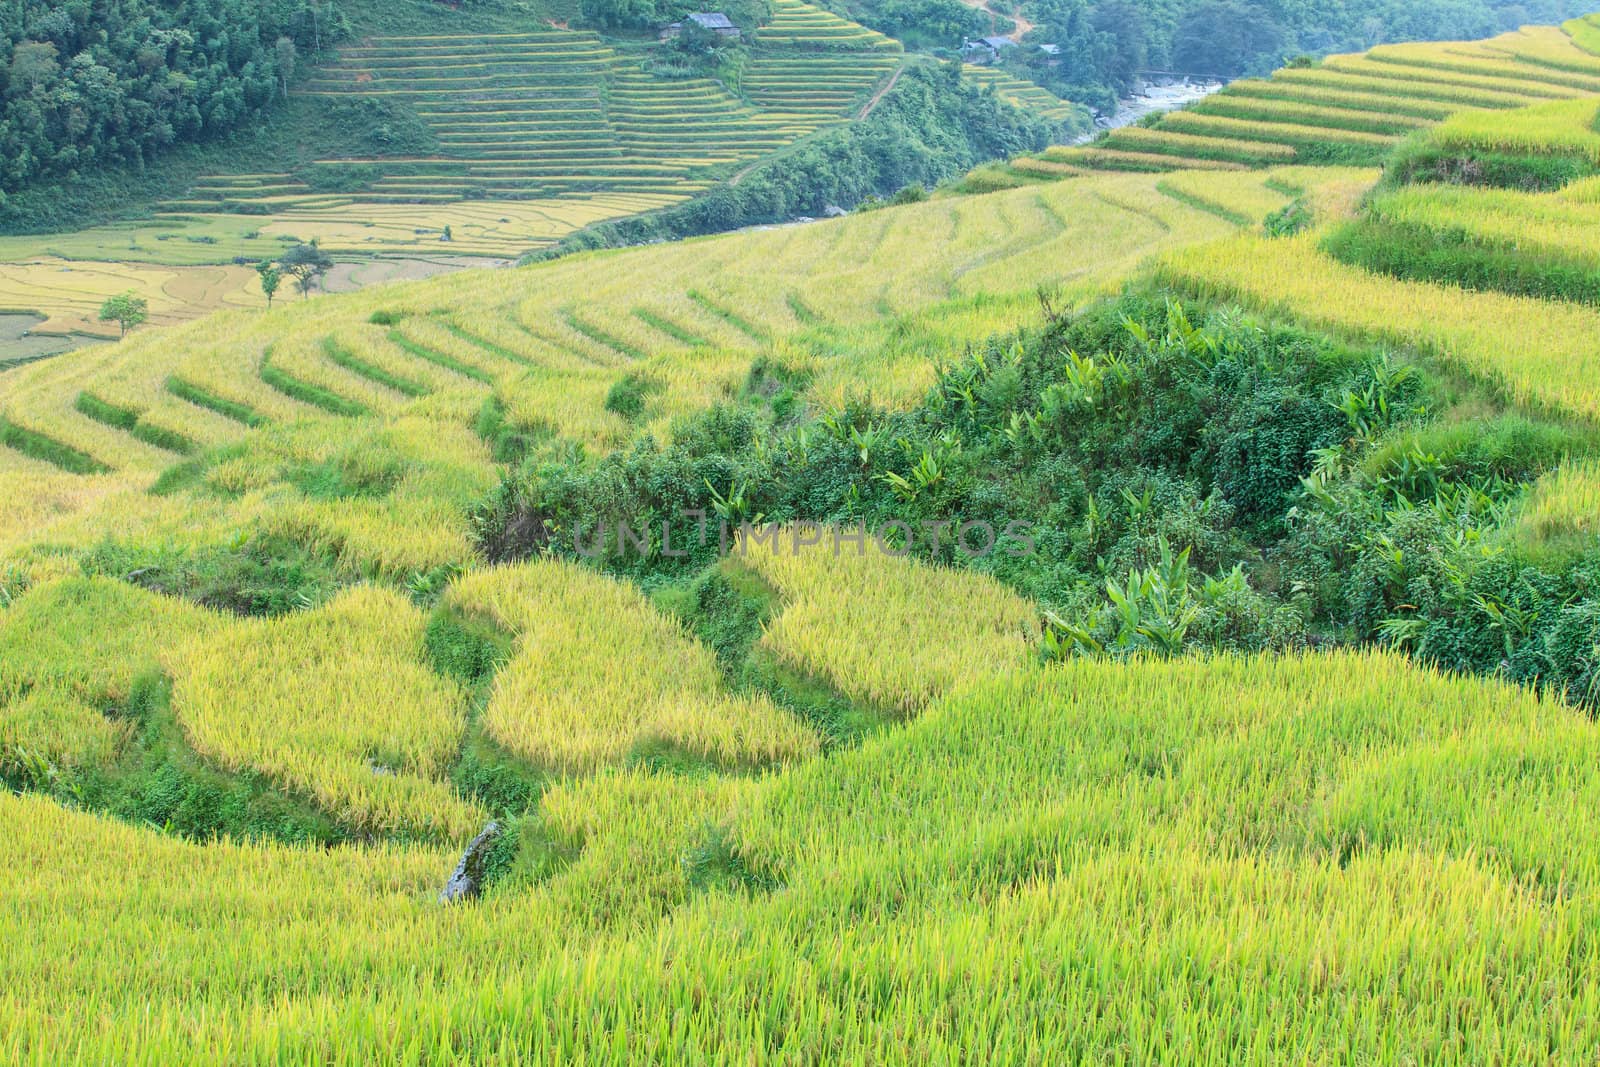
[0,166,1332,563]
[13,27,1600,1058]
[1047,22,1600,173]
[174,22,901,217]
[0,19,932,341]
[0,5,1090,349]
[11,644,1600,1059]
[745,52,902,115]
[757,0,903,50]
[962,65,1081,124]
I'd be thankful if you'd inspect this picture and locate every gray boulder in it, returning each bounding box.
[439,821,502,904]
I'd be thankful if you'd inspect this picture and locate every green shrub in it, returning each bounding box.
[603,373,665,419]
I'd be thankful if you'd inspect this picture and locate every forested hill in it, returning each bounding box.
[0,1,338,198]
[5,0,1597,217]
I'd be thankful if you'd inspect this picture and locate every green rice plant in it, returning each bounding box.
[1321,181,1600,303]
[1568,14,1600,57]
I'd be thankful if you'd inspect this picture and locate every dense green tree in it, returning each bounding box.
[255,261,282,307]
[97,291,148,337]
[0,1,347,196]
[1171,1,1286,75]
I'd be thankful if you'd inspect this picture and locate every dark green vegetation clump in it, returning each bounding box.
[476,289,1600,704]
[1,672,346,847]
[540,63,1063,256]
[80,536,344,617]
[1385,140,1600,192]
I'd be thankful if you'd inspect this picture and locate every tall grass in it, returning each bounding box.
[167,585,484,840]
[444,561,818,772]
[740,528,1038,715]
[7,652,1600,1061]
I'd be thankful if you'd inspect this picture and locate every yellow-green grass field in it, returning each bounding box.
[9,26,1600,1060]
[9,651,1600,1060]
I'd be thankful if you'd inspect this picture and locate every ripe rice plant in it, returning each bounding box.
[0,575,216,706]
[1269,66,1551,108]
[1361,39,1600,93]
[167,585,483,840]
[1487,25,1600,76]
[1156,171,1296,226]
[1101,126,1300,165]
[1045,146,1250,172]
[1193,93,1434,135]
[1220,78,1459,118]
[1506,459,1600,557]
[1322,53,1585,99]
[1162,232,1600,421]
[1414,96,1600,163]
[444,561,819,771]
[739,527,1038,714]
[8,651,1600,1060]
[0,686,129,782]
[1160,110,1399,150]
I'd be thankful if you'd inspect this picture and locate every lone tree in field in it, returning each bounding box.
[98,292,148,338]
[255,261,282,307]
[281,240,335,299]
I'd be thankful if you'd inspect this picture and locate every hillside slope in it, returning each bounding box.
[0,0,1078,343]
[7,18,1600,1064]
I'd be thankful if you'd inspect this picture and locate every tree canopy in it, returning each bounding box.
[0,0,346,195]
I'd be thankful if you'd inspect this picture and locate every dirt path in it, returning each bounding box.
[729,64,906,188]
[959,0,1032,42]
[856,64,905,120]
